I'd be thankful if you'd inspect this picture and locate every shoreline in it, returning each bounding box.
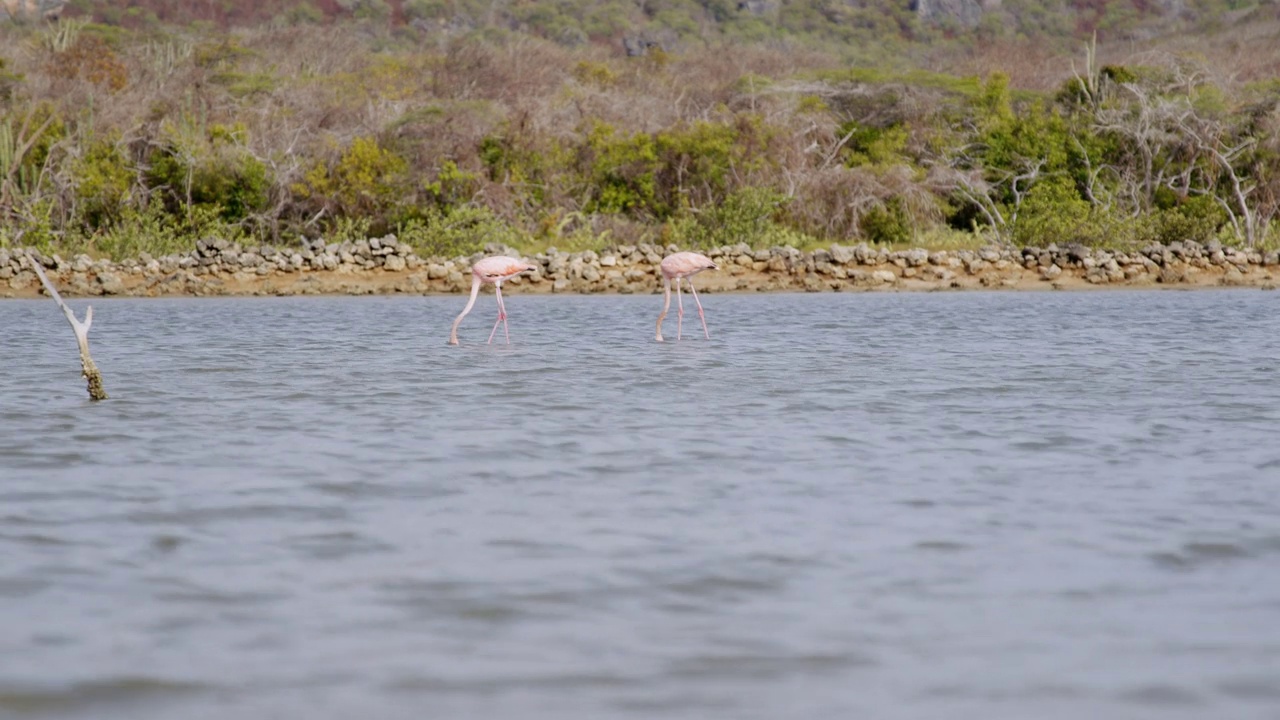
[2,240,1277,299]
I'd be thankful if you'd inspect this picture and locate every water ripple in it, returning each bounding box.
[1,291,1278,720]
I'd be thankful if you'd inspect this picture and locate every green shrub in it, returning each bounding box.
[1010,175,1092,246]
[293,135,407,218]
[579,121,658,215]
[527,210,614,254]
[396,205,526,259]
[0,57,22,101]
[74,134,134,229]
[423,160,480,210]
[93,202,236,261]
[146,122,270,223]
[664,187,812,250]
[1150,195,1227,245]
[572,60,617,87]
[654,120,746,213]
[478,132,564,206]
[283,2,325,24]
[320,215,372,246]
[860,198,912,245]
[842,122,910,167]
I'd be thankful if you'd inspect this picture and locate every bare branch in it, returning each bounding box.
[27,252,108,401]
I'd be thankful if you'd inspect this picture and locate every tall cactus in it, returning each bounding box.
[0,118,15,209]
[39,15,83,52]
[0,110,57,215]
[0,119,13,178]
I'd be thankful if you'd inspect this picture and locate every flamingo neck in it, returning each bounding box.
[450,276,482,343]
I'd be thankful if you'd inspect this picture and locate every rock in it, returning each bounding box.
[97,272,125,295]
[1158,267,1185,284]
[872,269,896,284]
[599,255,617,267]
[582,265,601,283]
[552,278,571,293]
[904,248,928,266]
[829,244,855,264]
[1040,264,1062,280]
[384,254,407,271]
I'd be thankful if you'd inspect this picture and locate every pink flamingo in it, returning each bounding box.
[448,255,539,345]
[655,251,718,342]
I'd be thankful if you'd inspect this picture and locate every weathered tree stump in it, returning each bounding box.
[27,251,108,401]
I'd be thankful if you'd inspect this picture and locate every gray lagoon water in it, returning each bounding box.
[1,290,1279,720]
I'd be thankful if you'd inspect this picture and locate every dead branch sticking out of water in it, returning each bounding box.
[27,251,108,401]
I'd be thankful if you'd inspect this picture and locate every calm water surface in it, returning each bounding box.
[2,290,1279,720]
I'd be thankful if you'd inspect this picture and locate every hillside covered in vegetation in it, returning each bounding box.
[1,0,1279,260]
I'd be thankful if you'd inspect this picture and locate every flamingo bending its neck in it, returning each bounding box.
[449,255,539,345]
[655,251,717,342]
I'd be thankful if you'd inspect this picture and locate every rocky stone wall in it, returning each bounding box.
[2,238,1277,299]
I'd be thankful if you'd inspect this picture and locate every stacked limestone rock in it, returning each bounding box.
[2,238,1276,298]
[1019,240,1276,286]
[178,236,424,275]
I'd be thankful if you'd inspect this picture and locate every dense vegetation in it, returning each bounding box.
[2,0,1279,260]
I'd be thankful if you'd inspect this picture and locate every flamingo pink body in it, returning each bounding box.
[656,251,717,342]
[448,255,539,345]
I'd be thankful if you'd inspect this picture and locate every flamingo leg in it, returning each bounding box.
[656,277,671,342]
[486,288,504,345]
[496,284,510,344]
[676,277,684,341]
[688,279,709,339]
